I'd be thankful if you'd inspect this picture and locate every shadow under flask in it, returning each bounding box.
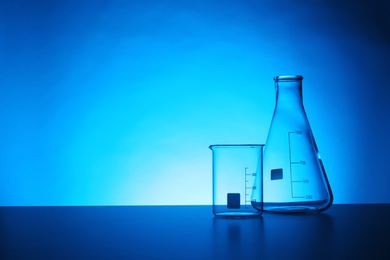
[263,75,333,213]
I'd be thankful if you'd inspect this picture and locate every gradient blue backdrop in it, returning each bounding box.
[1,0,389,205]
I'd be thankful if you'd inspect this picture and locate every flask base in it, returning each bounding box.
[264,200,332,213]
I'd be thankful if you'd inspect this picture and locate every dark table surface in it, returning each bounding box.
[1,204,390,259]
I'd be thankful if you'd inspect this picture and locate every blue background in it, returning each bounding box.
[1,0,389,205]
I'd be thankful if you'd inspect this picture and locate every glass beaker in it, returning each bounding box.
[210,144,264,217]
[263,75,333,213]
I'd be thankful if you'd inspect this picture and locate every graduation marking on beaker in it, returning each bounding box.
[244,167,256,207]
[288,131,311,199]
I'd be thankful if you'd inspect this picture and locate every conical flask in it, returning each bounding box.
[263,75,333,212]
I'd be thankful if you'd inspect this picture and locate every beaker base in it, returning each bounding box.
[213,211,262,218]
[213,202,263,217]
[263,201,332,213]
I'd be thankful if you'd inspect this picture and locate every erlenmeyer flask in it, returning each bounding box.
[263,75,333,212]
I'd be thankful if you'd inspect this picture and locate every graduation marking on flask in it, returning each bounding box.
[288,130,311,199]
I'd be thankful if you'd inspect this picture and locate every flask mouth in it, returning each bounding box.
[274,75,303,82]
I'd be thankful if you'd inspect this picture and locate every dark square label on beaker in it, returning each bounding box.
[271,168,283,180]
[227,193,240,208]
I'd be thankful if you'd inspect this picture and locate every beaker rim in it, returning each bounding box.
[209,144,265,150]
[274,75,303,81]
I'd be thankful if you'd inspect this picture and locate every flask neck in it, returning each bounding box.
[274,76,303,107]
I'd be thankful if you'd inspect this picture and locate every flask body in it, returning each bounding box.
[263,75,333,213]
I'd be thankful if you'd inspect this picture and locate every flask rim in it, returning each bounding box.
[274,75,303,81]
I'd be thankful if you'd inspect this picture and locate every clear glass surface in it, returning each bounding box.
[263,75,333,213]
[210,144,264,217]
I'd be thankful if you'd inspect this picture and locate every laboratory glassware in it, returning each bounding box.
[263,75,333,213]
[210,144,264,217]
